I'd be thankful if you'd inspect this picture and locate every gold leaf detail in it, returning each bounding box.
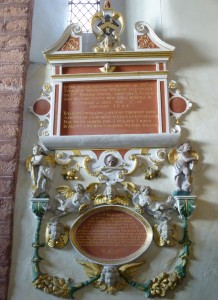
[59,36,80,51]
[168,148,199,165]
[150,272,181,297]
[45,225,69,249]
[33,274,70,298]
[86,182,102,194]
[119,262,144,279]
[137,34,158,49]
[77,260,102,278]
[56,185,74,199]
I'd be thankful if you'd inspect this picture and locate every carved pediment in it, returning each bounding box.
[43,23,82,58]
[134,21,175,51]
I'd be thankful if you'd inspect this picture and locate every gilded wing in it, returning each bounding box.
[46,154,56,167]
[168,148,179,165]
[119,262,144,279]
[113,195,129,206]
[56,185,74,199]
[121,182,137,194]
[99,63,116,73]
[86,182,102,195]
[77,260,102,278]
[168,148,198,165]
[191,151,199,162]
[25,155,32,172]
[94,194,108,206]
[79,204,89,214]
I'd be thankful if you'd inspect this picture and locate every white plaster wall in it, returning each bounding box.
[8,0,218,300]
[30,0,69,63]
[125,0,163,50]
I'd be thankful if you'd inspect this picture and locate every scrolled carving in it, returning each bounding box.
[135,21,148,34]
[71,24,82,35]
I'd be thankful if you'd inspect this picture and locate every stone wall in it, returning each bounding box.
[0,0,33,299]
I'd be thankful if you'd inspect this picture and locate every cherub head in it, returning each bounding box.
[140,186,151,195]
[75,183,85,193]
[157,220,174,241]
[48,220,64,241]
[178,141,191,153]
[32,144,43,155]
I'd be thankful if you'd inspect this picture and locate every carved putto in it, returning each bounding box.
[169,141,198,192]
[26,144,55,197]
[54,184,91,215]
[132,186,175,219]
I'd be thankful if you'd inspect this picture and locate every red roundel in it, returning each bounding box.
[33,99,50,116]
[169,97,187,114]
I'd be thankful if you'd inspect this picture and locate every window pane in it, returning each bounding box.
[68,0,100,32]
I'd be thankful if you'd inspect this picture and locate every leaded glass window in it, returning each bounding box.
[68,0,100,32]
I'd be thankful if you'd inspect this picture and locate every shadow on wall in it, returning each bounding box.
[166,38,212,72]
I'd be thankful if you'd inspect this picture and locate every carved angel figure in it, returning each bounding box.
[26,144,55,197]
[55,184,91,215]
[172,141,197,192]
[132,186,174,220]
[78,260,143,294]
[133,186,159,217]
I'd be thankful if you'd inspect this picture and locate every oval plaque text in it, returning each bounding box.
[70,206,153,265]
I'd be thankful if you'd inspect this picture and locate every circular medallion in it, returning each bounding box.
[70,206,153,265]
[169,96,188,114]
[33,99,50,116]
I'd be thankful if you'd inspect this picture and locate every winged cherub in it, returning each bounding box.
[55,184,91,214]
[78,260,144,294]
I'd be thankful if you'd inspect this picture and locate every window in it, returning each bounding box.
[68,0,100,32]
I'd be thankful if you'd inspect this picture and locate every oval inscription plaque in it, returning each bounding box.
[70,206,153,265]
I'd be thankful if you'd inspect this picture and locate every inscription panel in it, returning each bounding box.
[70,208,152,264]
[61,81,158,135]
